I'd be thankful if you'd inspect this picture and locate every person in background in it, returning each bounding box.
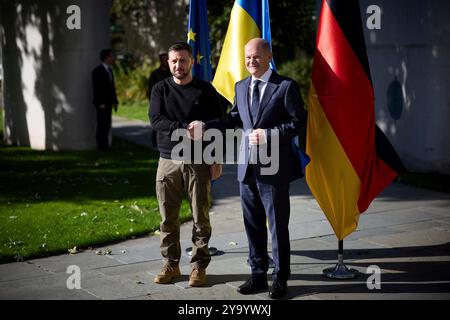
[148,53,172,148]
[91,49,118,151]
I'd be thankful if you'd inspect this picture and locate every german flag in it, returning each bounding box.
[306,0,405,240]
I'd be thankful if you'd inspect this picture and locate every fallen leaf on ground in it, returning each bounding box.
[95,248,112,255]
[68,246,80,254]
[130,204,143,214]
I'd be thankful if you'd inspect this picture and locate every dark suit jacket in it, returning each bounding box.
[92,64,118,107]
[206,72,307,185]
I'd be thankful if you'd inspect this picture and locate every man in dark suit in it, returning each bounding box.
[147,52,171,99]
[92,49,118,150]
[147,52,172,148]
[189,38,306,299]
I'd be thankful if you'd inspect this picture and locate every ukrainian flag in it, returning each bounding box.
[187,0,212,81]
[212,0,275,103]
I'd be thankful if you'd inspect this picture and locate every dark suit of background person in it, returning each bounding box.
[203,38,307,299]
[147,53,172,148]
[147,53,172,98]
[92,49,118,151]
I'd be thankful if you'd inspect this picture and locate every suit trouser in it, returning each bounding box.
[156,158,212,269]
[240,166,291,283]
[96,105,112,150]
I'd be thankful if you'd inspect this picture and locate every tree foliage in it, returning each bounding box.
[208,0,316,65]
[111,0,188,66]
[111,0,316,105]
[111,0,316,66]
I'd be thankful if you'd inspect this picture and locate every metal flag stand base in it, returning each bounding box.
[323,240,359,279]
[186,247,218,256]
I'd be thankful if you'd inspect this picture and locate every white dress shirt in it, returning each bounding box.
[102,63,113,82]
[248,68,272,107]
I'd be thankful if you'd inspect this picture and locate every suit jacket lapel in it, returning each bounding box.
[254,74,279,125]
[240,77,253,127]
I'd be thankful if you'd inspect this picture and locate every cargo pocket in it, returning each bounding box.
[155,169,167,203]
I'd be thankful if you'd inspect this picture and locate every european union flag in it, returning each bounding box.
[187,0,212,81]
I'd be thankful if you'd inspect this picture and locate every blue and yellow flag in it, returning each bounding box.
[212,0,275,103]
[187,0,212,81]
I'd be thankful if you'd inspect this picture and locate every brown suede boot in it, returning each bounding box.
[189,267,206,287]
[153,264,181,284]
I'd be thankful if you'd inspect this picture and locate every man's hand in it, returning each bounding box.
[187,120,205,140]
[99,104,106,109]
[113,104,118,112]
[249,128,267,145]
[209,164,222,180]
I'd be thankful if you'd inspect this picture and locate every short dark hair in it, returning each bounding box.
[158,52,168,60]
[100,49,113,61]
[168,42,192,57]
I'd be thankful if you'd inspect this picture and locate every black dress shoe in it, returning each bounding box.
[237,277,268,295]
[268,281,288,299]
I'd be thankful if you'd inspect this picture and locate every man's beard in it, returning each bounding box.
[172,68,191,80]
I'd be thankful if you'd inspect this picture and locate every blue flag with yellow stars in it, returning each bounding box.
[187,0,212,81]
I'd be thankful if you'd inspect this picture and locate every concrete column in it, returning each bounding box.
[361,0,450,173]
[0,0,112,150]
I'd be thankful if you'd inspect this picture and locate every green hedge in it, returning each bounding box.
[278,56,313,106]
[114,63,154,102]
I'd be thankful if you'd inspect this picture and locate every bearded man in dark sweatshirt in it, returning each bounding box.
[149,42,223,287]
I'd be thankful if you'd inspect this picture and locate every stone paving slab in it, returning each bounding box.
[0,261,51,282]
[148,283,266,300]
[388,220,448,232]
[29,250,123,274]
[360,229,450,249]
[289,219,335,241]
[78,269,155,300]
[357,208,446,230]
[0,273,98,300]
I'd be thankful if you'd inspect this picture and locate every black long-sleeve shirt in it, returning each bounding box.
[149,76,224,160]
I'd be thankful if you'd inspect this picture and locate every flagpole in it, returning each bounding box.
[323,240,359,279]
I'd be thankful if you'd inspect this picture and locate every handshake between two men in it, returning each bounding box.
[187,120,267,145]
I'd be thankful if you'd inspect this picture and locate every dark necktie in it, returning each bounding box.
[250,80,261,122]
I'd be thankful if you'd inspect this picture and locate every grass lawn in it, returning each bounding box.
[0,128,192,262]
[115,100,149,122]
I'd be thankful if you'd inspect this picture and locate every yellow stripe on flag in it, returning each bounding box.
[212,3,260,103]
[306,85,360,240]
